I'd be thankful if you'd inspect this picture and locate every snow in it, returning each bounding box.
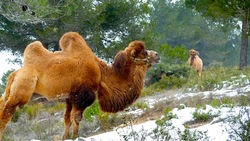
[49,76,249,141]
[72,106,249,141]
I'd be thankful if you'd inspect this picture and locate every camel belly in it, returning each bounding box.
[34,78,72,101]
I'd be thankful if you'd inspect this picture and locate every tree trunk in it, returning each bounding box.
[239,11,249,70]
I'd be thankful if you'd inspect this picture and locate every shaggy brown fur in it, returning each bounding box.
[0,32,102,140]
[97,50,161,113]
[62,49,160,139]
[62,40,150,139]
[187,49,203,76]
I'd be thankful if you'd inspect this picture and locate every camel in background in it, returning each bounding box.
[188,49,203,76]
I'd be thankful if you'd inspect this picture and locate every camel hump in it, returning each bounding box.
[59,32,90,52]
[23,41,51,65]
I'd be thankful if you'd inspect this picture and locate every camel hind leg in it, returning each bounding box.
[0,69,37,140]
[0,71,18,109]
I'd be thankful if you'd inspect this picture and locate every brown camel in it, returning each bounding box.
[0,33,150,140]
[62,48,160,139]
[187,49,203,76]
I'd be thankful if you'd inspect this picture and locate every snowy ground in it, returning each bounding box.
[72,106,249,141]
[28,75,249,141]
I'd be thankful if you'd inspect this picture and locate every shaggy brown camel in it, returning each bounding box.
[187,49,203,76]
[62,40,149,139]
[0,32,149,140]
[62,49,160,139]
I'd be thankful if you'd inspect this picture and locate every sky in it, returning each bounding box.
[0,52,21,82]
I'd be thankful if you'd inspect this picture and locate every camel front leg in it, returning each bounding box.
[67,84,97,139]
[71,107,84,139]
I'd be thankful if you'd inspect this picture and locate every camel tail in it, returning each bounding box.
[0,71,17,105]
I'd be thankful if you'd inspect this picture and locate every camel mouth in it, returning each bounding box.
[135,58,148,61]
[155,57,161,63]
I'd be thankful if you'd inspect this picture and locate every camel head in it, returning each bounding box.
[125,40,148,59]
[147,50,161,69]
[189,49,199,57]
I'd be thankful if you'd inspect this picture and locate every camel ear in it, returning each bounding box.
[131,49,136,58]
[196,51,199,55]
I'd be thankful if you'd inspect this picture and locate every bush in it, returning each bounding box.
[0,86,4,95]
[26,103,43,119]
[84,102,100,122]
[146,63,191,86]
[151,108,175,140]
[12,106,28,122]
[178,129,207,141]
[45,102,65,115]
[1,69,15,88]
[193,109,212,122]
[131,102,148,110]
[226,107,250,141]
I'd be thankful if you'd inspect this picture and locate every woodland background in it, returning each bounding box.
[0,0,249,91]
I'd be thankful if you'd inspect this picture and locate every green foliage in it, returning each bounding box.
[158,43,189,65]
[1,69,15,88]
[221,97,234,108]
[185,0,248,22]
[150,0,239,67]
[84,102,101,122]
[178,104,186,110]
[193,109,212,122]
[13,103,42,122]
[211,99,221,108]
[238,95,249,106]
[211,96,249,108]
[178,129,207,141]
[186,66,245,91]
[226,108,250,141]
[146,62,191,86]
[156,108,177,126]
[0,85,4,94]
[143,64,190,96]
[156,75,187,90]
[131,102,148,111]
[185,0,249,69]
[151,108,175,141]
[26,103,43,119]
[144,65,250,98]
[118,126,150,141]
[0,0,151,62]
[12,106,28,123]
[45,102,65,115]
[0,0,77,24]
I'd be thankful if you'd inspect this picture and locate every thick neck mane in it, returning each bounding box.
[96,57,147,113]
